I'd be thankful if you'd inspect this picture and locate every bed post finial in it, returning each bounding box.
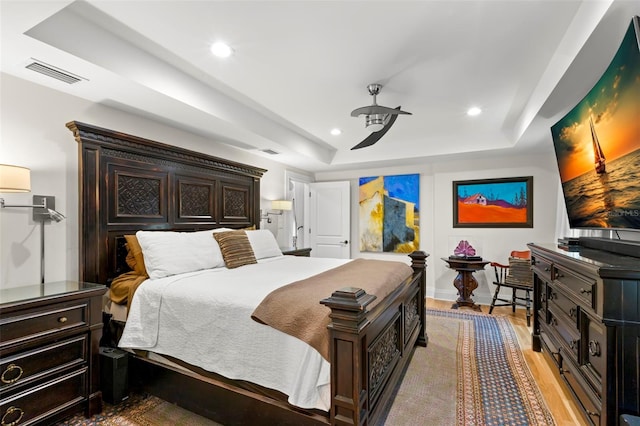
[409,251,429,347]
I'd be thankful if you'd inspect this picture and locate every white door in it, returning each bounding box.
[308,181,350,259]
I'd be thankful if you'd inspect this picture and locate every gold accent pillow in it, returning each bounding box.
[213,230,257,269]
[124,235,148,277]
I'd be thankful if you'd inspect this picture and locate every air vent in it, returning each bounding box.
[261,149,280,155]
[25,61,84,84]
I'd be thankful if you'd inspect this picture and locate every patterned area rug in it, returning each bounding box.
[59,308,554,425]
[380,308,555,425]
[59,392,219,426]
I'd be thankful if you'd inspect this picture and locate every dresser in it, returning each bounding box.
[0,281,106,425]
[529,238,640,426]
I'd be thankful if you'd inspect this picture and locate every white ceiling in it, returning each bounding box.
[1,0,638,172]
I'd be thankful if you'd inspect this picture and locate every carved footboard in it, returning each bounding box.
[321,251,429,426]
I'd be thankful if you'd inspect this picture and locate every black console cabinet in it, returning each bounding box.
[530,238,640,426]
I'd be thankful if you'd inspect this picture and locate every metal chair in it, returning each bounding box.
[489,250,533,326]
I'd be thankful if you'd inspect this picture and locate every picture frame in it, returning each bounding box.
[453,176,533,228]
[359,173,420,252]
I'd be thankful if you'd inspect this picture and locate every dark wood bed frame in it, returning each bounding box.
[67,121,429,426]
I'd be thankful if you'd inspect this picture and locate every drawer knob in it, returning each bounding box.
[588,340,601,357]
[580,288,592,295]
[1,406,24,426]
[555,272,563,278]
[1,364,23,384]
[569,339,577,349]
[58,316,68,323]
[569,307,577,318]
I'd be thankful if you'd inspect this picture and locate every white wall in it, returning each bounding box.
[315,153,561,305]
[3,72,637,295]
[0,73,310,288]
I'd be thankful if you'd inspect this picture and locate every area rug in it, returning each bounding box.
[59,308,554,425]
[60,392,220,426]
[379,308,555,426]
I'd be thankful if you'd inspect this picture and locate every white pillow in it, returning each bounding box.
[246,230,283,260]
[136,229,228,279]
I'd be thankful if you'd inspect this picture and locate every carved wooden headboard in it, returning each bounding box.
[66,121,266,285]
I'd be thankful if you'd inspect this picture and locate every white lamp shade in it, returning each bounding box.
[0,164,31,192]
[271,200,292,211]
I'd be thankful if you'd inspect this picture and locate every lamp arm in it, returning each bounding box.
[0,199,47,209]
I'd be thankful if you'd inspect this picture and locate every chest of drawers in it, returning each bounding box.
[0,281,106,425]
[530,239,640,426]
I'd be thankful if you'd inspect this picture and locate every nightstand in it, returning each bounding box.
[281,247,312,257]
[0,281,106,425]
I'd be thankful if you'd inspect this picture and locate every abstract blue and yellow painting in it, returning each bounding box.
[359,174,420,252]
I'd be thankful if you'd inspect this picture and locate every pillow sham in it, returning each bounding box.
[213,230,257,269]
[245,229,283,260]
[136,229,227,279]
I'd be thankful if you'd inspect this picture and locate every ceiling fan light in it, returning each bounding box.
[365,114,385,133]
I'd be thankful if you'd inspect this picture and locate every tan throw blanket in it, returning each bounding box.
[110,271,148,314]
[251,258,413,361]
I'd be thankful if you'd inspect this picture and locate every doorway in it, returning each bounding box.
[285,171,313,250]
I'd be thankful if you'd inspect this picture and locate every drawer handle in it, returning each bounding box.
[1,406,24,426]
[586,410,600,418]
[550,317,558,326]
[544,267,550,272]
[588,340,601,357]
[580,288,592,295]
[569,339,577,349]
[548,292,555,301]
[555,272,563,278]
[1,364,23,384]
[58,316,68,323]
[569,307,577,318]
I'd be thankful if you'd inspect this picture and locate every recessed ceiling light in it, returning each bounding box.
[210,41,234,58]
[330,128,342,136]
[467,107,482,116]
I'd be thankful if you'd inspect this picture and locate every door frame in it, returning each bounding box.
[284,170,313,249]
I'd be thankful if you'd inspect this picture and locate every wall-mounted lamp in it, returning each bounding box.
[261,200,292,223]
[0,164,66,284]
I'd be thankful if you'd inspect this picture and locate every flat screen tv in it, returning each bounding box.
[550,16,640,230]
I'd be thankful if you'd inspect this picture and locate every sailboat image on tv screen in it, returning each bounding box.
[589,116,606,174]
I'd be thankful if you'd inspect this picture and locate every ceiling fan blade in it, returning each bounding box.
[350,105,412,117]
[351,113,399,150]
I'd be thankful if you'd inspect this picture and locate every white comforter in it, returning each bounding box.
[118,255,350,411]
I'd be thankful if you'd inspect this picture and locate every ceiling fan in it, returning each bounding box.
[350,83,412,150]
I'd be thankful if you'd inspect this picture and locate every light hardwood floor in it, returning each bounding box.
[426,298,587,426]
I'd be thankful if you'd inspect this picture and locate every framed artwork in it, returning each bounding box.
[453,176,533,228]
[359,174,419,253]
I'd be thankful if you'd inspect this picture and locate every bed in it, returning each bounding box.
[67,121,429,426]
